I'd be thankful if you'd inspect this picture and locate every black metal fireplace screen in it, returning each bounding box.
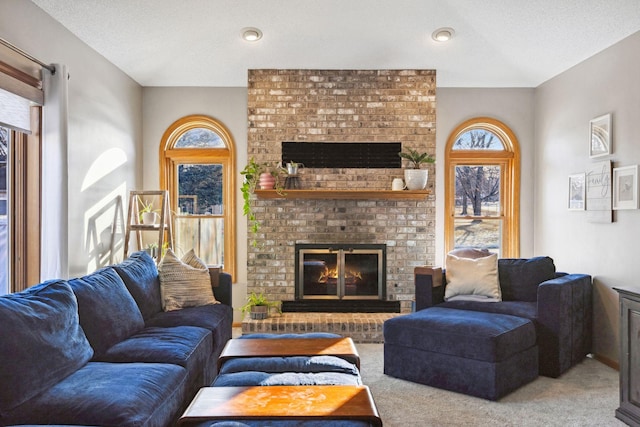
[295,243,386,300]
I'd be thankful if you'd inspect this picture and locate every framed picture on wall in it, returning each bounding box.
[589,113,612,158]
[586,160,612,223]
[568,173,586,210]
[613,165,639,210]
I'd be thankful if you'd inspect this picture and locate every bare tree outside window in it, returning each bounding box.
[452,130,504,252]
[453,129,503,151]
[456,165,500,217]
[454,130,501,217]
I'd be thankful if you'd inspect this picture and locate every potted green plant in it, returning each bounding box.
[398,148,435,190]
[240,158,284,246]
[137,196,159,224]
[144,243,158,259]
[240,292,281,320]
[285,161,303,175]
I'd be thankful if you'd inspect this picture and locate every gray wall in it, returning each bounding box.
[534,31,640,364]
[1,0,143,277]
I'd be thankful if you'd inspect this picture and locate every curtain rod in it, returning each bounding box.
[0,37,55,74]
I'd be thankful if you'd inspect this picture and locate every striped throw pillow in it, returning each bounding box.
[158,249,218,311]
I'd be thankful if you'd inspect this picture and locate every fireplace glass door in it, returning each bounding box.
[297,244,385,300]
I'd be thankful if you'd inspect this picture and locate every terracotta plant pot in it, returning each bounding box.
[258,172,276,189]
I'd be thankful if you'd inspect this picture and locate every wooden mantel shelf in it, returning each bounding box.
[254,189,431,200]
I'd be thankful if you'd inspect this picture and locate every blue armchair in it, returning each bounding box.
[414,253,592,378]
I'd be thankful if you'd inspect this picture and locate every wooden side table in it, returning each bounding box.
[178,385,382,426]
[218,337,361,370]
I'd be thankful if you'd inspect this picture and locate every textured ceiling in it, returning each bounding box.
[31,0,640,88]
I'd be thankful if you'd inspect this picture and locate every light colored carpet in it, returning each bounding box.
[356,343,624,427]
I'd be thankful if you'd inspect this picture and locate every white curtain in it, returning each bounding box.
[40,64,69,280]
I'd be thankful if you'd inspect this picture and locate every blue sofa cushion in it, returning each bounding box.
[68,267,144,357]
[498,257,556,301]
[146,303,232,354]
[112,250,162,320]
[0,280,93,415]
[383,307,536,362]
[146,302,232,334]
[439,300,538,321]
[98,325,212,374]
[2,362,188,427]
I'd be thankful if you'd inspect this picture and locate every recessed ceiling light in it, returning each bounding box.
[241,27,263,42]
[432,27,455,42]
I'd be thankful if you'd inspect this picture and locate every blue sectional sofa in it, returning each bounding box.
[0,251,233,427]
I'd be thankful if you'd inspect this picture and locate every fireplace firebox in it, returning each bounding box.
[296,243,386,300]
[281,243,400,313]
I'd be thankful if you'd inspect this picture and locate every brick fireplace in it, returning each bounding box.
[246,69,436,316]
[280,243,401,313]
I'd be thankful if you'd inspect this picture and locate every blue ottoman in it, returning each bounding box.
[214,333,362,387]
[383,307,538,400]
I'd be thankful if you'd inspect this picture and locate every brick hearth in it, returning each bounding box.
[241,312,401,343]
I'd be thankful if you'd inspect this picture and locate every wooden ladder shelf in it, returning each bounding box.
[124,190,173,260]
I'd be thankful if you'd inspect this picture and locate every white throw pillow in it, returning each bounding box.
[158,249,218,311]
[444,252,501,302]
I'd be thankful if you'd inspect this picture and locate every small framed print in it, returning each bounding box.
[589,113,612,158]
[568,173,586,210]
[586,160,612,223]
[613,165,639,210]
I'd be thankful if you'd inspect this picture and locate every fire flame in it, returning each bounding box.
[318,267,362,284]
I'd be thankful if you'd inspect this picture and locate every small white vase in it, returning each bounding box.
[404,169,428,190]
[141,212,158,225]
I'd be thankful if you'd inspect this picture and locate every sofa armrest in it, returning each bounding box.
[209,268,233,307]
[414,266,444,311]
[537,273,592,377]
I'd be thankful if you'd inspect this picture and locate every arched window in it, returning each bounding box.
[160,115,236,278]
[445,117,520,257]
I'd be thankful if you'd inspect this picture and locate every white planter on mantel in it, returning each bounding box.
[404,169,428,190]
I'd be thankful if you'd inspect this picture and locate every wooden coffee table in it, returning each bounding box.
[218,337,361,370]
[178,385,382,426]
